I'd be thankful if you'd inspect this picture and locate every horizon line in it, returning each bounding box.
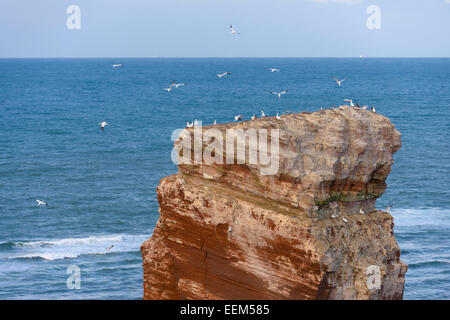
[1,56,450,59]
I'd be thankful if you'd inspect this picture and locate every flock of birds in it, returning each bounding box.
[182,71,376,128]
[35,24,386,241]
[330,205,392,224]
[104,25,377,131]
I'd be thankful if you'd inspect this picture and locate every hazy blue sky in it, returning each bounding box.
[1,0,449,57]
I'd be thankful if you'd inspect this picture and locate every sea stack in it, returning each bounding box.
[141,106,407,300]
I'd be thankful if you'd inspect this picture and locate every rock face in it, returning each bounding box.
[141,106,407,300]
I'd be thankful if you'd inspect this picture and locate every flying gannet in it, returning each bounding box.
[112,64,122,68]
[99,121,108,131]
[230,25,240,35]
[217,72,232,78]
[268,68,280,72]
[270,90,288,99]
[331,75,345,87]
[36,199,48,207]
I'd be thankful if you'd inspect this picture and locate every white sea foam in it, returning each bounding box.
[389,208,450,227]
[4,234,151,261]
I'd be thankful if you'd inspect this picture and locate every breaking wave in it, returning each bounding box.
[1,234,150,261]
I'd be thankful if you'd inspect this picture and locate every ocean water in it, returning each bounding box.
[0,58,449,300]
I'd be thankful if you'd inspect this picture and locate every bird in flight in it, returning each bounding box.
[270,90,288,99]
[234,114,243,121]
[112,64,122,68]
[170,80,184,88]
[36,199,48,207]
[217,72,232,78]
[268,68,280,72]
[164,81,179,92]
[344,99,355,107]
[230,25,240,35]
[99,121,108,131]
[106,245,114,251]
[331,75,345,87]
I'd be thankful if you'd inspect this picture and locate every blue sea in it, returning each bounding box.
[0,58,449,300]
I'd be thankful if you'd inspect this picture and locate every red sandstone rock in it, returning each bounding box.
[141,107,407,300]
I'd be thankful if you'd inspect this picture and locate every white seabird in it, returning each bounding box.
[261,110,266,117]
[229,25,240,35]
[112,64,122,68]
[217,72,232,78]
[270,90,288,99]
[276,113,282,120]
[234,114,243,121]
[343,217,348,223]
[36,199,48,207]
[331,213,337,219]
[331,75,345,87]
[99,121,108,131]
[344,99,355,107]
[186,121,193,128]
[386,205,391,214]
[268,68,280,72]
[163,87,173,92]
[360,209,365,215]
[213,120,217,125]
[251,114,257,120]
[371,107,376,113]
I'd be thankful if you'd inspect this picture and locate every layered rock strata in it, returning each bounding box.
[141,106,407,300]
